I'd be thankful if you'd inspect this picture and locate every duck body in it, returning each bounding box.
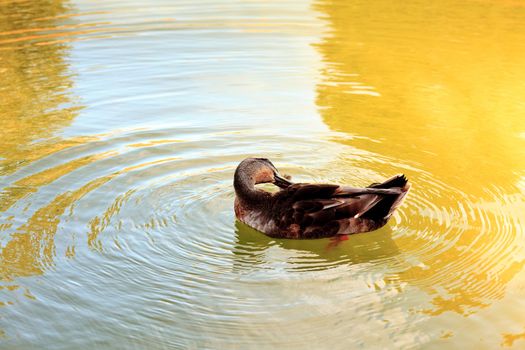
[234,158,410,239]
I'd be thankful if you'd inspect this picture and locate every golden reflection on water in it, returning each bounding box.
[315,0,525,190]
[315,0,525,317]
[0,0,84,176]
[0,0,83,295]
[503,328,525,347]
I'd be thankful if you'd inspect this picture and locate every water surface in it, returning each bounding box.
[1,0,525,348]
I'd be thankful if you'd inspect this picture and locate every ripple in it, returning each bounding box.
[380,169,525,315]
[2,0,525,348]
[1,120,524,348]
[1,124,524,314]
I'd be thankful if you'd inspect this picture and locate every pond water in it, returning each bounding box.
[1,0,525,348]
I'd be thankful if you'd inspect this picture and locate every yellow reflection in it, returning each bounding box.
[0,0,81,176]
[0,0,85,305]
[0,149,109,212]
[315,0,525,315]
[502,327,525,347]
[315,0,525,192]
[0,175,114,282]
[0,149,170,286]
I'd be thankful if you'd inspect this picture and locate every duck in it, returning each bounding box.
[234,158,410,239]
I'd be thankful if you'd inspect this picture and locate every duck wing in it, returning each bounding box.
[272,183,394,238]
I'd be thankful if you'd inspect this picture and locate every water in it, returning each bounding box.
[1,0,525,348]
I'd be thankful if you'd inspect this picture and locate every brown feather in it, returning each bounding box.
[234,158,410,239]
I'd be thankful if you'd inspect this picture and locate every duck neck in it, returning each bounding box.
[233,169,270,205]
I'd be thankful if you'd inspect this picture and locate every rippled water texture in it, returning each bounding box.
[1,0,525,348]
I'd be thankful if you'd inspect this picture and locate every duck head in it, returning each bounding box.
[234,158,292,192]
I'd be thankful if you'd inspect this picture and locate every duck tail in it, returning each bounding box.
[362,174,410,220]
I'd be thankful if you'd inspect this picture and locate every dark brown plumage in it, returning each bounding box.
[234,158,411,239]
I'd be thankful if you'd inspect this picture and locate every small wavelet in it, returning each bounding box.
[2,0,525,348]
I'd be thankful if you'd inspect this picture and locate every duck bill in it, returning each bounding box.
[274,174,292,188]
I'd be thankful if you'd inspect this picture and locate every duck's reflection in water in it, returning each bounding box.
[232,220,401,273]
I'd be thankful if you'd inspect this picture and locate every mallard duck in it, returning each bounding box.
[234,158,410,239]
